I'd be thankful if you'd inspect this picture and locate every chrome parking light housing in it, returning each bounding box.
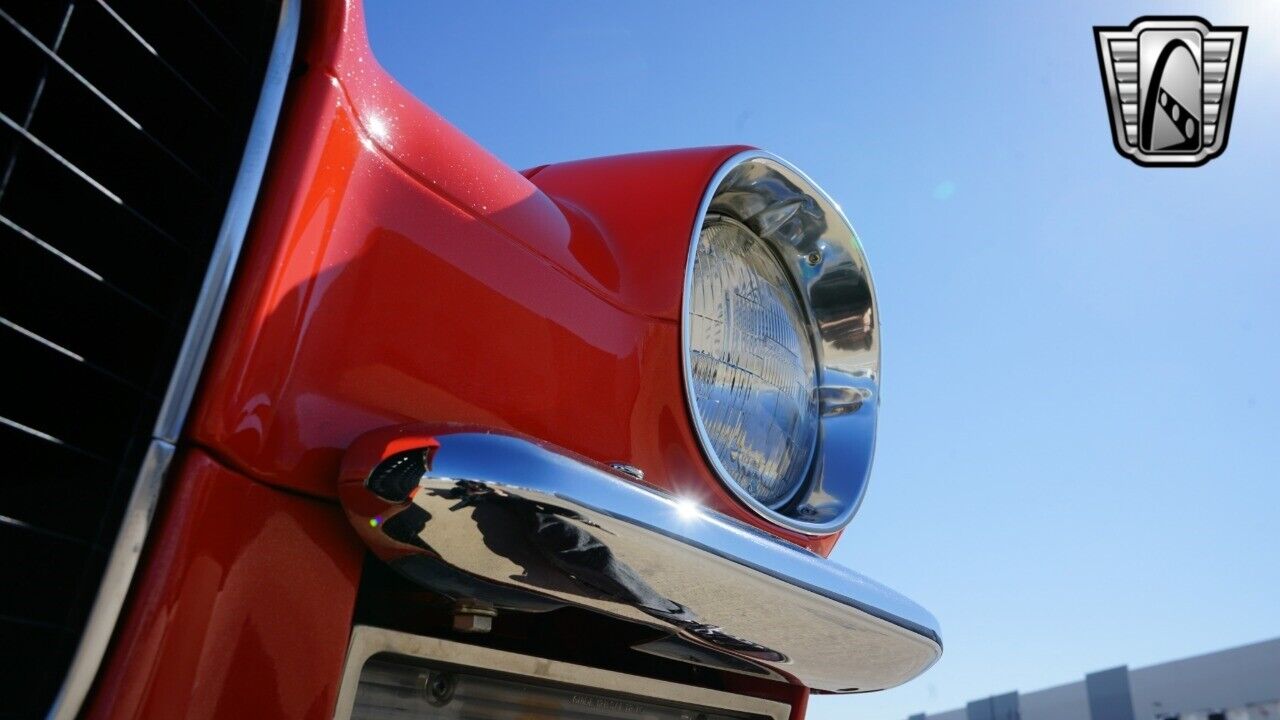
[682,151,879,534]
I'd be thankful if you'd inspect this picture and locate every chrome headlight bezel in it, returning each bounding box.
[681,151,879,534]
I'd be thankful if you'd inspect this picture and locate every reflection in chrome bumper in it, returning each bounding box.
[339,429,941,694]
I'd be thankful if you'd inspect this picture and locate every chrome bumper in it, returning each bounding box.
[338,429,941,693]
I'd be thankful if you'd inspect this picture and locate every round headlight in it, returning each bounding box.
[687,218,820,507]
[682,151,880,533]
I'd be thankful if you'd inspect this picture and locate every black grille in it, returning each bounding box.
[0,1,280,716]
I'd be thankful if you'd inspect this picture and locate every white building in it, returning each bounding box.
[908,638,1280,720]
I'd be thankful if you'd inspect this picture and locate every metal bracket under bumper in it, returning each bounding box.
[338,428,941,694]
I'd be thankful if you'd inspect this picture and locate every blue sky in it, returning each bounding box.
[365,3,1280,718]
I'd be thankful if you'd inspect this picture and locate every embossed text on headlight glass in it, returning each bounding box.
[688,218,819,507]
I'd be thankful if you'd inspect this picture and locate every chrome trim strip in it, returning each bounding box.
[333,626,792,720]
[44,3,300,718]
[340,430,942,694]
[153,0,299,442]
[681,150,880,535]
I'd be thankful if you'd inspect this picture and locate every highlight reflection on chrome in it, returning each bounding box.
[339,428,942,693]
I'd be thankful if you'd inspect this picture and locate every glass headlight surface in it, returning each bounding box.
[687,218,820,508]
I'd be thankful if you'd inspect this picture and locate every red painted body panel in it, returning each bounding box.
[89,0,836,714]
[85,449,364,720]
[524,148,753,321]
[187,0,838,555]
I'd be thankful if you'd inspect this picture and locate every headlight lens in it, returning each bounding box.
[687,218,820,507]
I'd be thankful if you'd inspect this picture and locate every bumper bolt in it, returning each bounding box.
[419,670,456,706]
[610,463,645,481]
[451,598,497,634]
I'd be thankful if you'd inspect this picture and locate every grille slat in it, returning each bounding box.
[0,618,72,718]
[1,316,157,395]
[0,0,282,715]
[87,0,225,120]
[0,4,72,53]
[0,111,199,252]
[0,213,170,318]
[1,224,173,386]
[104,0,263,113]
[179,0,280,65]
[178,0,252,64]
[1,319,155,462]
[0,513,92,547]
[0,7,136,132]
[0,8,213,189]
[0,521,95,627]
[0,119,197,309]
[0,421,115,541]
[54,2,231,179]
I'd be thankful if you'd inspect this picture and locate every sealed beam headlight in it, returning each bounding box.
[688,218,820,508]
[682,152,880,533]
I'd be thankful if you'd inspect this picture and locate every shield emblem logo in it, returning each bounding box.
[1095,17,1247,166]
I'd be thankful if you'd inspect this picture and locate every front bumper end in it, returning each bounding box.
[338,428,941,694]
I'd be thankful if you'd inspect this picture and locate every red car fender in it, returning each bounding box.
[187,0,838,553]
[85,449,364,720]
